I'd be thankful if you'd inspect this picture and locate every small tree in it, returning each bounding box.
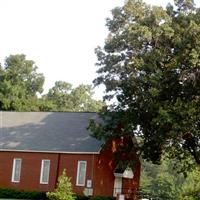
[47,169,75,200]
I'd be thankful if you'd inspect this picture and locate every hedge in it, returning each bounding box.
[0,188,115,200]
[0,188,46,199]
[75,195,115,200]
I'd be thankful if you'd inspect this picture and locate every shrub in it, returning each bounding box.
[47,169,75,200]
[75,195,90,200]
[90,196,115,200]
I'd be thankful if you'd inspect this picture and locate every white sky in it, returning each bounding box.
[0,0,199,100]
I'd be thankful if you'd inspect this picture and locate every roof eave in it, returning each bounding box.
[0,149,101,155]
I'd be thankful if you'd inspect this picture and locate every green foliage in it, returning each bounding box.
[140,159,200,199]
[92,0,200,170]
[43,81,104,112]
[0,54,45,111]
[75,195,90,200]
[179,168,200,200]
[0,54,104,112]
[89,196,115,200]
[150,175,177,199]
[47,169,75,200]
[140,159,182,200]
[74,196,114,200]
[75,196,114,200]
[140,164,154,198]
[0,187,46,199]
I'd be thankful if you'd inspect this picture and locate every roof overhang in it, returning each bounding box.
[0,149,100,154]
[114,167,134,179]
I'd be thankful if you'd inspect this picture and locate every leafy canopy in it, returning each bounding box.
[0,54,104,112]
[42,81,104,112]
[91,0,200,170]
[140,159,184,199]
[0,54,44,111]
[140,158,200,200]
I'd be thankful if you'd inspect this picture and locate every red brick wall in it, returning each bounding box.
[56,153,98,195]
[0,149,140,197]
[93,139,141,197]
[93,143,115,196]
[0,151,58,191]
[122,162,141,193]
[0,151,100,195]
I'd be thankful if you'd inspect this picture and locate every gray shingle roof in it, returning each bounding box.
[0,112,103,153]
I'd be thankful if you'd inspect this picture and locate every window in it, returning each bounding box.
[76,161,87,186]
[40,159,50,184]
[11,158,22,183]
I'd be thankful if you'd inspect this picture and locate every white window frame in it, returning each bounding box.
[40,159,50,184]
[11,158,22,183]
[76,161,87,186]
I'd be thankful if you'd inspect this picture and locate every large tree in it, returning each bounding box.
[91,0,200,170]
[0,54,44,111]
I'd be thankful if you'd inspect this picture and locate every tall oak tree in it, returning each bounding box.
[90,0,200,171]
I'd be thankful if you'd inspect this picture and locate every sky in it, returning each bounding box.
[0,0,199,100]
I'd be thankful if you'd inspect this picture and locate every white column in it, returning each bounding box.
[113,176,122,197]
